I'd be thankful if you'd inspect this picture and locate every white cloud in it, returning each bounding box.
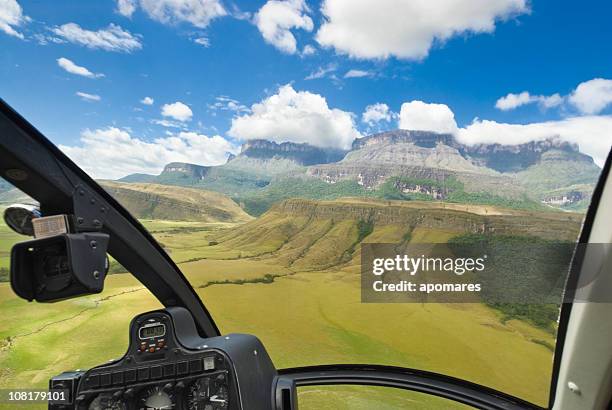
[569,78,612,115]
[161,101,193,122]
[457,116,612,167]
[396,98,612,166]
[59,127,237,179]
[193,36,210,46]
[495,91,532,110]
[496,78,612,114]
[208,96,249,113]
[139,0,226,28]
[362,103,393,126]
[228,84,361,149]
[305,63,337,80]
[52,23,142,53]
[344,69,372,79]
[0,0,28,39]
[152,119,184,128]
[301,44,316,56]
[539,93,564,109]
[229,4,252,21]
[141,96,154,105]
[316,0,528,60]
[255,0,313,54]
[57,57,104,78]
[399,101,458,134]
[76,91,101,102]
[116,0,137,17]
[495,91,563,111]
[33,33,66,45]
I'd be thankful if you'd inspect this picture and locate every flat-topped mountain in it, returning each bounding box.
[162,162,210,179]
[119,130,601,214]
[236,139,346,166]
[352,129,456,150]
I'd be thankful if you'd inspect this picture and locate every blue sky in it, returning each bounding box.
[1,0,612,178]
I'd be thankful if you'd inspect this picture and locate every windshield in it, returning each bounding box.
[2,1,612,408]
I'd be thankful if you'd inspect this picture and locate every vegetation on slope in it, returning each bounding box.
[101,181,252,223]
[378,176,546,211]
[236,176,547,216]
[448,233,573,333]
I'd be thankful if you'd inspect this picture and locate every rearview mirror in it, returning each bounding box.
[3,203,41,236]
[10,232,109,302]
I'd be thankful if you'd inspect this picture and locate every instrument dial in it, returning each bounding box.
[88,394,127,410]
[186,372,229,410]
[137,385,175,410]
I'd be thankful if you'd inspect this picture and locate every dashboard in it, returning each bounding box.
[49,307,279,410]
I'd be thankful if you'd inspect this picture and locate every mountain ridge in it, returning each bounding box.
[119,130,601,214]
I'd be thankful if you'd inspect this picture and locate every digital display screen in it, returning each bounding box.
[139,324,165,339]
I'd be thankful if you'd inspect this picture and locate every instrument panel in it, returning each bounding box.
[83,354,230,410]
[52,307,278,410]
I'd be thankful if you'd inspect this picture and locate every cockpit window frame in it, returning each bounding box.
[0,98,220,338]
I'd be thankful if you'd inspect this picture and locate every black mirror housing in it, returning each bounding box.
[10,232,110,302]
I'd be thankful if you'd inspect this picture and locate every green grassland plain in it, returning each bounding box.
[0,199,583,408]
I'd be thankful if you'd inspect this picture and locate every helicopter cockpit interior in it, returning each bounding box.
[2,2,612,409]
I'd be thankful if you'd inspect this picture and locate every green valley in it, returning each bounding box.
[0,193,583,408]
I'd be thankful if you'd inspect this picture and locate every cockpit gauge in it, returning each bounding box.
[186,372,229,410]
[88,393,127,410]
[137,385,175,410]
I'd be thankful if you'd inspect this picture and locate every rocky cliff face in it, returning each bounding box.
[460,137,590,173]
[352,129,456,150]
[306,130,599,207]
[119,130,600,213]
[237,139,347,166]
[351,130,589,173]
[162,162,210,180]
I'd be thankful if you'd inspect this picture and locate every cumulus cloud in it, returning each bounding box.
[255,0,313,54]
[141,96,154,105]
[495,91,531,110]
[0,0,29,39]
[76,91,101,102]
[569,78,612,115]
[496,78,612,114]
[316,0,528,60]
[362,103,393,126]
[399,101,458,134]
[344,69,372,79]
[495,91,563,111]
[52,23,142,53]
[59,127,237,179]
[116,0,137,17]
[138,0,226,28]
[57,57,104,78]
[458,116,612,167]
[228,84,361,149]
[161,101,193,121]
